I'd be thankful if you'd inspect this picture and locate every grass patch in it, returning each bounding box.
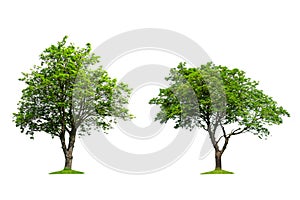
[49,168,84,174]
[201,169,234,175]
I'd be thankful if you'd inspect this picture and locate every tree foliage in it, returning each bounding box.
[14,36,132,139]
[150,62,289,138]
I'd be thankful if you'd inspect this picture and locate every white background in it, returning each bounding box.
[0,0,299,199]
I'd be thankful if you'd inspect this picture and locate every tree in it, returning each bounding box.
[149,62,290,172]
[13,36,133,171]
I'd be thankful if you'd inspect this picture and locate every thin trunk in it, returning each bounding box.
[64,149,73,169]
[60,128,76,169]
[215,150,222,170]
[215,136,229,170]
[65,130,76,169]
[60,134,68,168]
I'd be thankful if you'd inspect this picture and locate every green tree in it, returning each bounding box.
[13,36,133,171]
[149,62,289,172]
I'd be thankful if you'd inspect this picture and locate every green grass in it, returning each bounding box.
[49,168,84,174]
[201,169,234,175]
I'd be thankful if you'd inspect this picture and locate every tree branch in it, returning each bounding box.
[228,126,249,137]
[221,136,229,154]
[212,112,220,134]
[217,123,230,154]
[215,135,224,145]
[59,132,67,155]
[220,123,227,137]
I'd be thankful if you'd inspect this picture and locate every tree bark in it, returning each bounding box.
[64,131,76,169]
[64,149,73,169]
[60,128,76,169]
[215,150,222,170]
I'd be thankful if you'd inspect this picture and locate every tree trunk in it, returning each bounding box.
[215,150,222,170]
[60,129,76,170]
[65,132,76,169]
[64,149,74,169]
